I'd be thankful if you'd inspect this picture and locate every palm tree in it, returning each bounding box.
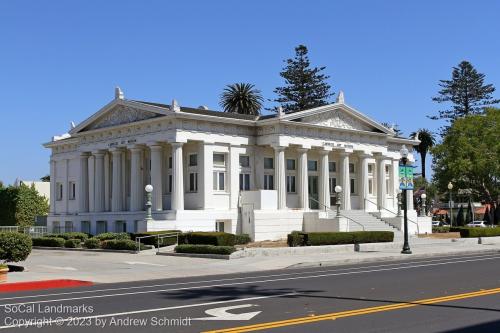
[410,129,436,180]
[219,83,263,116]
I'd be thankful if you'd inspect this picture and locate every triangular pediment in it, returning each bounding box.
[71,100,168,134]
[282,103,391,134]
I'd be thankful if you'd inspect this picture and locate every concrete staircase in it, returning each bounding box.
[338,210,401,236]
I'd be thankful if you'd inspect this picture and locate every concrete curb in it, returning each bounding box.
[479,236,500,245]
[157,252,231,260]
[32,246,137,254]
[287,248,500,269]
[231,244,354,258]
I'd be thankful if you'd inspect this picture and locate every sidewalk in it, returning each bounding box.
[5,240,500,284]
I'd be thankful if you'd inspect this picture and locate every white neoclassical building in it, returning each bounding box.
[44,88,426,240]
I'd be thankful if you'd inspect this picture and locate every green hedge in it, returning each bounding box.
[95,232,131,241]
[131,230,180,247]
[46,232,89,241]
[101,239,138,251]
[32,237,65,247]
[175,244,236,255]
[182,232,235,246]
[432,227,451,233]
[0,232,32,262]
[64,239,81,248]
[287,231,394,247]
[235,234,252,245]
[83,238,100,249]
[459,227,500,238]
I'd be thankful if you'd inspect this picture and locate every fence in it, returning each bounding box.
[0,226,48,238]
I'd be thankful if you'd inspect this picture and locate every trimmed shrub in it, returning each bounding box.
[64,239,81,248]
[175,244,236,255]
[459,227,500,238]
[432,227,451,233]
[100,239,151,251]
[131,230,181,247]
[46,232,89,241]
[0,232,32,262]
[32,237,65,247]
[287,231,394,247]
[83,238,100,249]
[95,232,131,241]
[235,234,252,245]
[182,232,235,246]
[287,231,306,247]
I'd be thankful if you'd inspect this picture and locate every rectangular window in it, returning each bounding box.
[239,155,250,168]
[286,159,296,171]
[189,173,198,192]
[213,171,226,191]
[189,154,198,166]
[286,175,296,193]
[350,178,356,194]
[216,221,225,232]
[368,164,374,173]
[168,174,172,193]
[168,157,172,169]
[64,221,73,233]
[213,153,225,166]
[80,221,90,234]
[308,160,317,171]
[115,221,127,233]
[264,174,274,190]
[329,161,336,172]
[329,177,337,193]
[69,181,76,200]
[368,179,374,195]
[56,183,63,201]
[264,157,274,169]
[96,221,107,234]
[349,163,355,173]
[239,173,250,191]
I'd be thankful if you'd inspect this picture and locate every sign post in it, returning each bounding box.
[399,153,413,254]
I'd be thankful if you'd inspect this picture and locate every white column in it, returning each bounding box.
[407,189,414,210]
[171,142,184,211]
[78,153,89,213]
[376,155,387,210]
[200,142,213,209]
[297,148,309,209]
[274,146,286,210]
[94,151,105,212]
[392,158,399,210]
[130,146,143,211]
[104,152,110,211]
[340,151,351,210]
[149,144,163,211]
[229,145,244,209]
[358,153,370,210]
[88,155,95,212]
[111,149,123,212]
[63,159,69,214]
[121,150,127,210]
[319,150,330,209]
[50,158,57,213]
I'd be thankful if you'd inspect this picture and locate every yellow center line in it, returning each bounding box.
[203,287,500,333]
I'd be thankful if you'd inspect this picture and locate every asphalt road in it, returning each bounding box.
[0,252,499,333]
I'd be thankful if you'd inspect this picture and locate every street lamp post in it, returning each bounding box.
[396,189,402,217]
[448,182,453,227]
[335,185,342,217]
[400,145,412,254]
[420,193,427,217]
[145,184,153,221]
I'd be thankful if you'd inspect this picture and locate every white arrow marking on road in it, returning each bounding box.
[124,261,167,267]
[193,304,261,321]
[37,265,77,271]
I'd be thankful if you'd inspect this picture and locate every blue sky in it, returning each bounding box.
[1,0,499,184]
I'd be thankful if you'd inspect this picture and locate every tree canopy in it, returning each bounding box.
[219,83,263,116]
[0,183,49,227]
[431,108,500,203]
[271,45,333,112]
[410,129,436,180]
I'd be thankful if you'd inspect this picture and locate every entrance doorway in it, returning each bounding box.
[308,175,319,209]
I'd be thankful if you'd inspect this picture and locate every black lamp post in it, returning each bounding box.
[400,145,412,254]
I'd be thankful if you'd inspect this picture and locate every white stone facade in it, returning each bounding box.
[44,91,419,239]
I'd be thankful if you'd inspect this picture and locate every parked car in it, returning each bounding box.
[466,221,487,228]
[432,221,440,227]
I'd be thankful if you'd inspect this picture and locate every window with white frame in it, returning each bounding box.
[187,153,198,193]
[329,161,336,172]
[239,173,250,191]
[96,221,107,234]
[56,183,63,201]
[286,175,296,193]
[115,220,127,233]
[368,163,375,195]
[80,221,90,234]
[68,181,76,200]
[189,154,198,167]
[329,177,337,206]
[239,155,250,168]
[189,173,198,192]
[349,162,356,195]
[263,157,274,190]
[286,159,296,171]
[239,154,251,191]
[385,164,391,195]
[349,163,355,173]
[308,160,318,171]
[213,153,226,191]
[286,158,296,193]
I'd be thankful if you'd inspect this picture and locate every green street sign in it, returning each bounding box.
[399,165,414,190]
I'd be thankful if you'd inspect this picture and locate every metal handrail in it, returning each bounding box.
[364,198,420,234]
[309,197,365,231]
[135,232,180,254]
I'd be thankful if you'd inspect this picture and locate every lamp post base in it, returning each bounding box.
[401,247,412,254]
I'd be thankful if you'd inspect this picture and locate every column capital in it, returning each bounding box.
[109,147,124,154]
[171,142,184,148]
[128,145,143,153]
[375,153,389,161]
[357,152,372,159]
[92,150,106,157]
[79,151,91,157]
[318,149,331,155]
[339,150,350,157]
[296,147,308,154]
[271,145,287,152]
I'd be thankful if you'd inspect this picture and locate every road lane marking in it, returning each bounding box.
[193,304,261,321]
[1,252,496,302]
[124,261,167,267]
[36,265,77,271]
[1,255,499,307]
[204,287,500,332]
[0,293,296,329]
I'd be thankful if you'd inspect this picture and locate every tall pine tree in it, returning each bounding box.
[272,45,333,112]
[430,61,499,133]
